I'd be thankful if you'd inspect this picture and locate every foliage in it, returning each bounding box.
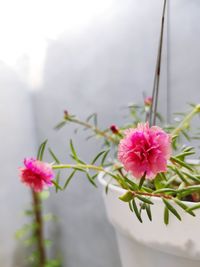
[44,103,200,225]
[19,101,200,267]
[16,191,62,267]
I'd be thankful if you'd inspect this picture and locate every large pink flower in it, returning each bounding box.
[118,122,171,179]
[19,158,54,192]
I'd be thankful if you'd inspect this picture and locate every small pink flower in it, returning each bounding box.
[144,96,153,106]
[19,158,54,192]
[118,122,171,179]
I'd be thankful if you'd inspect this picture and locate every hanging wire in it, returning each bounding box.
[149,0,167,126]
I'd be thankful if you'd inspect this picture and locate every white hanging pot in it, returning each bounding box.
[98,172,200,267]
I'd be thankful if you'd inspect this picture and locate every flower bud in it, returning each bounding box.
[64,110,69,119]
[144,96,153,106]
[110,124,119,134]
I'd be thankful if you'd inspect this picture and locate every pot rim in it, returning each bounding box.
[97,171,198,207]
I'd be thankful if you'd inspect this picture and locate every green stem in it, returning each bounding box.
[52,164,200,202]
[68,117,118,144]
[52,164,125,187]
[171,104,200,137]
[52,164,104,172]
[132,190,173,200]
[52,164,174,199]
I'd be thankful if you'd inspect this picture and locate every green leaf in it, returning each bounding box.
[159,172,167,181]
[68,136,85,163]
[129,201,133,212]
[139,172,146,189]
[63,170,76,190]
[131,198,143,223]
[37,140,48,161]
[86,113,98,127]
[119,191,133,202]
[136,195,153,205]
[173,198,195,217]
[178,185,200,195]
[154,188,176,194]
[101,150,110,166]
[164,175,178,187]
[48,148,60,164]
[86,113,97,125]
[91,151,106,165]
[182,171,200,183]
[70,154,86,165]
[105,177,112,194]
[163,199,181,221]
[176,151,195,159]
[105,183,109,194]
[187,203,200,212]
[72,166,86,172]
[172,136,178,150]
[86,173,97,187]
[70,139,79,162]
[54,120,67,130]
[52,180,63,191]
[142,186,153,193]
[145,204,152,221]
[170,156,194,172]
[55,171,60,193]
[154,174,166,190]
[172,167,188,184]
[183,146,194,152]
[164,206,169,225]
[122,176,138,191]
[181,129,191,141]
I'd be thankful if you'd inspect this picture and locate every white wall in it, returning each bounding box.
[1,0,200,266]
[0,63,36,267]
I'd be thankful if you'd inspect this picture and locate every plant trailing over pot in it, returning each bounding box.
[19,100,200,224]
[18,99,200,266]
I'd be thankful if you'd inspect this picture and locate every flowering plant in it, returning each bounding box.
[21,101,200,226]
[18,89,200,267]
[17,1,200,265]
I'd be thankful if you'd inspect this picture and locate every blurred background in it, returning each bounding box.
[0,0,200,266]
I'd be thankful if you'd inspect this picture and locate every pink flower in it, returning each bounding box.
[144,96,153,106]
[19,158,54,192]
[118,122,171,179]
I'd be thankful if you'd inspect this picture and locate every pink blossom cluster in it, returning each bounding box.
[118,122,171,179]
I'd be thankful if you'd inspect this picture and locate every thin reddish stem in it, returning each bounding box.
[32,190,46,267]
